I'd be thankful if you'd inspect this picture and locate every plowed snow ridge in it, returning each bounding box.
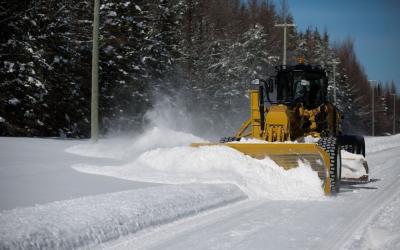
[69,127,324,200]
[0,184,246,250]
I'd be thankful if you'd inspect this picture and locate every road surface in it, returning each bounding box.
[103,141,400,250]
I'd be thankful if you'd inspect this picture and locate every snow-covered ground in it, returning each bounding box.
[365,135,400,153]
[0,137,155,210]
[1,131,400,249]
[98,133,400,250]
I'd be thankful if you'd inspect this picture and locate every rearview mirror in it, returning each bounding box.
[267,78,275,93]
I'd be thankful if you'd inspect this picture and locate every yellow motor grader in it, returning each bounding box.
[193,63,368,195]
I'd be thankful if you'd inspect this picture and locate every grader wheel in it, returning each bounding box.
[318,137,342,194]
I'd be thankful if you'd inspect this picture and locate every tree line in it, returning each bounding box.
[0,0,398,137]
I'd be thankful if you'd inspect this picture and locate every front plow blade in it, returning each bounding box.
[191,143,332,195]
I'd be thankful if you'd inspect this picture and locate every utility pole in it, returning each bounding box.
[275,22,296,68]
[391,93,396,135]
[330,60,340,105]
[369,80,377,136]
[91,0,100,142]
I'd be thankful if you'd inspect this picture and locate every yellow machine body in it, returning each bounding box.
[191,63,369,194]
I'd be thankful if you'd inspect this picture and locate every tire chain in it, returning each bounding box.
[318,137,341,194]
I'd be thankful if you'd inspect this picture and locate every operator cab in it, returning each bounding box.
[271,64,328,109]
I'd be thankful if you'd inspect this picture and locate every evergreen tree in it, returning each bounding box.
[0,0,50,136]
[335,39,371,134]
[1,0,396,137]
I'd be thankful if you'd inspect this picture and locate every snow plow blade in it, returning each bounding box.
[191,142,332,195]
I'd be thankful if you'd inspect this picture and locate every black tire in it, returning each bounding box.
[219,136,240,143]
[357,136,366,157]
[338,135,366,157]
[341,144,354,154]
[318,137,342,194]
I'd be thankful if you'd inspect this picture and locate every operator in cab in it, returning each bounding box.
[293,78,322,109]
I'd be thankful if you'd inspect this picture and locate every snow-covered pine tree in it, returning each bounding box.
[296,27,321,65]
[0,0,50,136]
[144,0,183,95]
[216,24,273,133]
[40,0,92,137]
[97,0,153,132]
[335,39,372,134]
[229,24,271,90]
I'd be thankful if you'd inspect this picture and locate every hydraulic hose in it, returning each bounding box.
[259,85,265,132]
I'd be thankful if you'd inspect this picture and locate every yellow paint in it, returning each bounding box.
[235,119,251,138]
[265,105,290,142]
[250,90,263,139]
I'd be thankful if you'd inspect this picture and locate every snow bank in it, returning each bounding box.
[365,134,400,154]
[0,184,245,250]
[70,128,325,201]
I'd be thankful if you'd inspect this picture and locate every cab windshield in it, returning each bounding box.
[274,68,327,109]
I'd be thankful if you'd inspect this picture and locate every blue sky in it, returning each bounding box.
[286,0,400,91]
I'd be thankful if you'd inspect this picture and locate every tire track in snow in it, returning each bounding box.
[323,147,400,250]
[102,200,262,250]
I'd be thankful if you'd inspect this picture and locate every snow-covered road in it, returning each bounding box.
[0,137,155,210]
[99,136,400,250]
[1,132,400,250]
